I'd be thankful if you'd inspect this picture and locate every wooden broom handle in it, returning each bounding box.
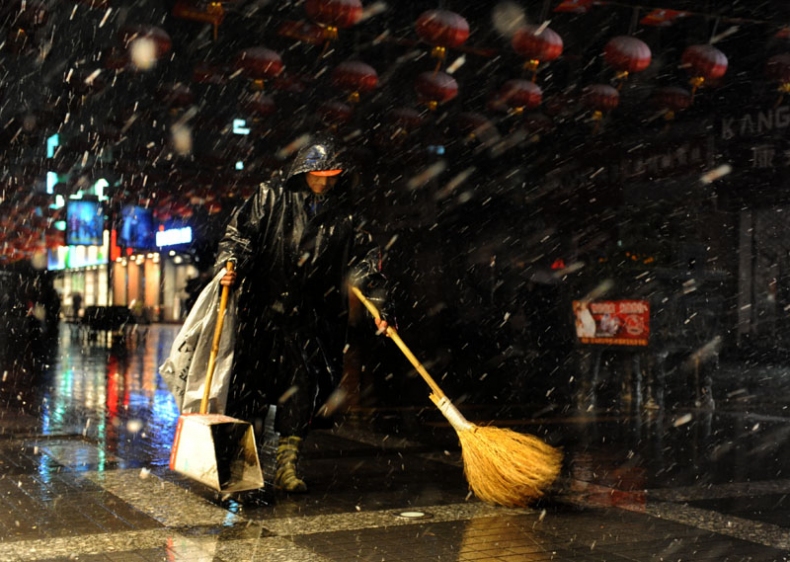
[200,261,234,414]
[350,286,446,400]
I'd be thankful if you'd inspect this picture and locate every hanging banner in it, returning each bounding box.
[573,299,650,347]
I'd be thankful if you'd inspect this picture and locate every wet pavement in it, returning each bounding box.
[1,324,790,560]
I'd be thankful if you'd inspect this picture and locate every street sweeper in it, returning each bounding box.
[215,133,393,494]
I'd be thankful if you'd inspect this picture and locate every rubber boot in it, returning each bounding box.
[275,436,308,493]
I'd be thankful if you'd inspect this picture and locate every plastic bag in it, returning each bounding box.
[159,269,237,414]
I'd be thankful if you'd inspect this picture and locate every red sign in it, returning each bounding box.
[573,300,650,346]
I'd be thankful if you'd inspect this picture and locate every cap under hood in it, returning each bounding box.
[286,134,350,180]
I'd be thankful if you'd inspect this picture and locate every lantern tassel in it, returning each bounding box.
[689,76,705,103]
[775,83,790,109]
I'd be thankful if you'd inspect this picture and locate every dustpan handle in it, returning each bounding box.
[201,261,234,414]
[350,286,446,400]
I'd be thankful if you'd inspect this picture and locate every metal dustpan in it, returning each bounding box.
[169,263,264,492]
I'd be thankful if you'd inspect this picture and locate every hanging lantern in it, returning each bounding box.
[511,24,563,78]
[173,202,195,219]
[454,112,500,146]
[305,0,363,41]
[522,112,554,137]
[277,20,327,46]
[651,86,692,120]
[157,83,194,110]
[582,84,619,131]
[318,100,354,128]
[102,47,129,70]
[192,61,226,85]
[415,71,458,110]
[415,9,470,63]
[120,25,172,70]
[45,229,65,250]
[388,107,423,131]
[66,69,107,97]
[681,44,727,97]
[766,53,790,103]
[603,36,651,82]
[491,79,542,114]
[244,93,276,118]
[205,201,223,215]
[331,61,378,103]
[234,47,284,90]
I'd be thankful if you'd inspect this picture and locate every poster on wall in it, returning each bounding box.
[118,205,156,250]
[573,299,650,347]
[66,200,104,246]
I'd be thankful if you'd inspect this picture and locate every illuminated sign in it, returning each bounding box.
[47,244,108,271]
[47,134,59,158]
[232,118,250,135]
[47,171,58,194]
[156,227,193,247]
[573,300,650,347]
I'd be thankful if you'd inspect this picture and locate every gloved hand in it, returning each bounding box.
[354,276,396,335]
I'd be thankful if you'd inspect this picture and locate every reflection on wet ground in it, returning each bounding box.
[1,323,790,560]
[11,324,183,469]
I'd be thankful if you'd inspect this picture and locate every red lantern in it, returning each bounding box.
[522,112,554,136]
[681,44,727,94]
[415,10,470,61]
[491,79,542,113]
[119,25,172,58]
[103,47,129,70]
[192,61,227,85]
[205,201,223,215]
[305,0,363,40]
[174,203,194,219]
[415,71,458,110]
[235,47,283,89]
[45,229,65,250]
[583,84,619,112]
[604,36,651,78]
[16,1,48,28]
[331,61,378,103]
[512,24,563,76]
[582,84,619,131]
[157,83,194,109]
[455,112,500,145]
[318,101,354,128]
[244,93,276,117]
[651,86,692,119]
[388,107,423,131]
[277,20,326,46]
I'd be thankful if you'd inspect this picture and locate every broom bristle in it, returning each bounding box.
[457,424,562,508]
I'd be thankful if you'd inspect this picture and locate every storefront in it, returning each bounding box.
[111,225,199,323]
[49,218,202,323]
[48,239,110,318]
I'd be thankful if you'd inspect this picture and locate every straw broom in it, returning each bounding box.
[351,287,563,508]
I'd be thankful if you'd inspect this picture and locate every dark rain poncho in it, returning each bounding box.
[214,135,390,436]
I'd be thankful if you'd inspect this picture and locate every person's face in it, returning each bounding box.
[305,172,340,195]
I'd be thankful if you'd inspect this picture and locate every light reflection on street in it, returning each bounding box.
[39,324,182,469]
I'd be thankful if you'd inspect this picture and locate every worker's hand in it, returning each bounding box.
[374,317,390,336]
[220,269,237,287]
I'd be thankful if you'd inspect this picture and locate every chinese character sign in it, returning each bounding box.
[572,300,650,347]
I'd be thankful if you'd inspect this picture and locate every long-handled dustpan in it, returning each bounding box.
[170,262,264,492]
[351,286,562,508]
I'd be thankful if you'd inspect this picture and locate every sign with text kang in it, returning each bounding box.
[573,300,650,347]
